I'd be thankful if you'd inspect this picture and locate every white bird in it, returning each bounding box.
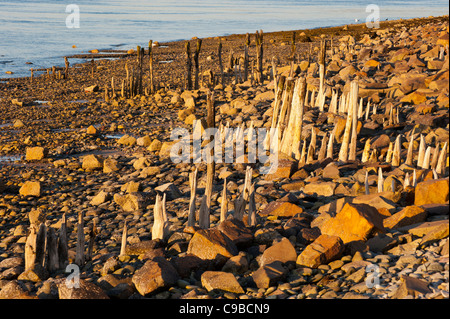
[355,19,360,23]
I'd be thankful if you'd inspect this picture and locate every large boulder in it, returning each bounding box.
[19,181,41,197]
[383,206,427,230]
[259,237,297,267]
[25,147,47,161]
[320,203,385,244]
[414,178,449,206]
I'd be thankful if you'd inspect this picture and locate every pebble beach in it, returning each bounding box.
[0,15,449,300]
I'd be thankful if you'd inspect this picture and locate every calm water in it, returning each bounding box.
[0,0,448,78]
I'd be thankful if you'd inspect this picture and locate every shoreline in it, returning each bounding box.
[0,13,449,300]
[1,14,449,82]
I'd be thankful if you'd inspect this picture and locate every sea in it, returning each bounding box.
[0,0,448,78]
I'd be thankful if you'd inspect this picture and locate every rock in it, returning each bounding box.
[320,203,385,244]
[280,180,305,192]
[117,134,137,146]
[86,125,97,135]
[366,233,398,253]
[84,85,99,93]
[221,253,249,274]
[251,262,288,289]
[19,181,41,197]
[82,154,104,170]
[57,278,109,299]
[159,141,176,158]
[414,178,449,206]
[264,154,297,180]
[155,182,182,200]
[0,257,23,270]
[25,147,47,161]
[259,237,297,267]
[170,254,208,278]
[392,275,432,298]
[403,220,449,245]
[254,91,275,102]
[148,139,163,152]
[303,181,336,197]
[139,166,161,177]
[0,280,35,299]
[125,241,161,256]
[114,193,150,212]
[216,218,253,248]
[258,201,303,218]
[296,234,344,268]
[383,206,427,230]
[136,135,152,147]
[352,193,397,213]
[187,229,238,266]
[103,157,121,173]
[132,257,180,296]
[133,157,151,170]
[90,190,110,206]
[201,271,244,294]
[13,119,25,128]
[322,162,340,179]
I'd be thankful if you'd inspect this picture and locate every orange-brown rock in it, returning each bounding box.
[414,178,449,206]
[201,271,244,294]
[296,234,344,268]
[320,203,385,244]
[259,237,297,267]
[258,201,303,218]
[264,155,297,180]
[25,147,47,161]
[187,229,238,264]
[383,206,427,230]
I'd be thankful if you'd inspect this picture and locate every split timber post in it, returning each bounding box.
[218,39,224,85]
[203,90,215,228]
[244,33,250,81]
[194,38,202,90]
[58,213,69,269]
[75,211,85,267]
[255,30,264,84]
[148,40,154,94]
[64,57,69,79]
[185,41,193,90]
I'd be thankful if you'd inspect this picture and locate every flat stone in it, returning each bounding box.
[82,154,104,170]
[392,275,432,298]
[25,147,47,161]
[296,234,344,268]
[19,181,41,197]
[57,279,109,299]
[258,201,303,218]
[201,271,244,294]
[383,206,427,230]
[303,181,336,197]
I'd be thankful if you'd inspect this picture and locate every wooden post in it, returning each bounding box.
[47,227,59,272]
[120,220,127,256]
[244,33,250,81]
[365,171,370,195]
[248,183,256,227]
[430,142,440,170]
[204,90,215,220]
[361,138,371,163]
[188,168,198,227]
[25,225,38,271]
[148,40,154,94]
[35,222,47,269]
[255,30,264,84]
[377,167,384,193]
[198,195,209,229]
[30,68,34,84]
[318,132,329,161]
[436,142,448,175]
[185,41,192,90]
[348,81,359,161]
[339,80,357,162]
[64,57,69,79]
[220,177,228,223]
[87,220,97,261]
[218,39,224,86]
[58,213,68,269]
[194,38,202,90]
[417,134,426,168]
[392,135,402,167]
[75,211,85,267]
